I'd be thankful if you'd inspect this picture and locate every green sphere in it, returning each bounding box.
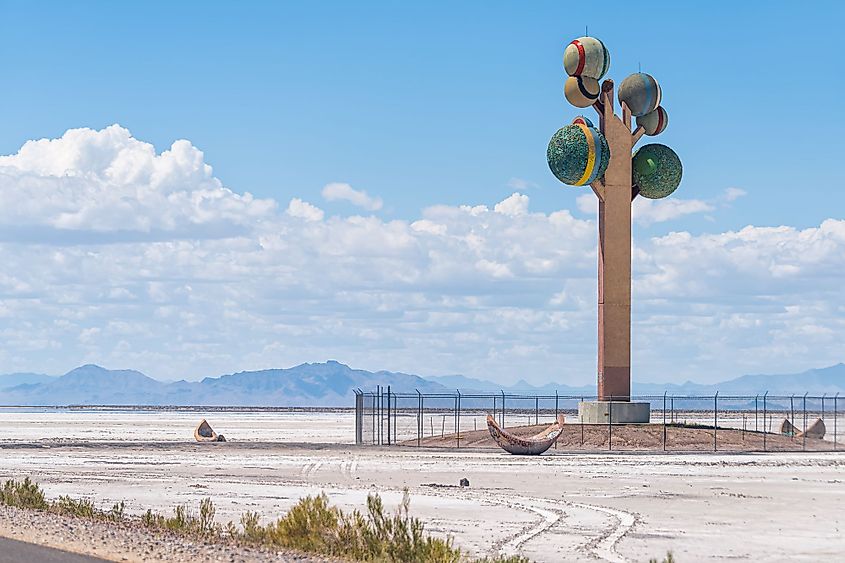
[632,144,682,199]
[547,123,610,186]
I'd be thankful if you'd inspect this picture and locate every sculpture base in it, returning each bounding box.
[578,401,650,424]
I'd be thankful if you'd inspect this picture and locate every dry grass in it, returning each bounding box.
[0,478,530,562]
[238,490,463,562]
[0,477,48,510]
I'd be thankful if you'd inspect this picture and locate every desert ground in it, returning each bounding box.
[0,408,843,562]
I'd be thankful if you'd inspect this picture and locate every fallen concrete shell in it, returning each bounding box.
[486,414,565,455]
[780,418,799,436]
[799,417,826,439]
[194,419,226,442]
[779,417,825,439]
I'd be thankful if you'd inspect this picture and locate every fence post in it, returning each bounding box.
[354,390,359,445]
[834,393,839,451]
[501,391,506,428]
[763,391,768,452]
[372,391,377,445]
[790,395,795,439]
[671,396,675,423]
[580,396,584,446]
[754,395,759,433]
[555,391,559,420]
[802,392,807,452]
[493,395,497,424]
[535,396,539,425]
[714,392,718,452]
[608,397,613,451]
[456,390,461,449]
[357,390,363,445]
[822,393,826,435]
[662,391,667,452]
[386,385,391,446]
[377,385,381,445]
[416,389,422,447]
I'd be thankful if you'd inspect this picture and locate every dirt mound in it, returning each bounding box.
[403,422,832,452]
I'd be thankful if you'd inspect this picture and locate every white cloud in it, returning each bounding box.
[576,193,597,215]
[0,126,843,385]
[577,190,723,226]
[321,182,383,211]
[0,125,275,237]
[633,198,714,225]
[493,192,529,216]
[286,198,324,222]
[723,187,747,202]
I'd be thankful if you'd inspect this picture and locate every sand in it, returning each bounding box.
[0,409,844,562]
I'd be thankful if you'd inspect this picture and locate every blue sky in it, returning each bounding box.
[0,1,843,384]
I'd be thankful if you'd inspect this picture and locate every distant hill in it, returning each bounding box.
[0,372,55,390]
[0,361,448,406]
[0,361,842,406]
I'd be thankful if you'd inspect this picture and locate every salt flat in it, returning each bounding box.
[0,409,843,562]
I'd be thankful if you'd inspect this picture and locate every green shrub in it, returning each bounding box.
[107,501,125,522]
[54,495,96,518]
[141,498,220,537]
[243,489,462,562]
[2,478,533,563]
[240,510,266,542]
[0,478,48,510]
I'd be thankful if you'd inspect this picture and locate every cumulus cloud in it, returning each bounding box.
[577,188,743,225]
[0,125,275,238]
[633,198,714,225]
[493,192,529,216]
[321,182,383,211]
[286,198,324,221]
[0,126,842,384]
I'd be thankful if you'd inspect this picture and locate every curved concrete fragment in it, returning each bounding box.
[194,419,226,442]
[486,414,565,455]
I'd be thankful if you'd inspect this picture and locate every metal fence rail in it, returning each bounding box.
[353,388,842,453]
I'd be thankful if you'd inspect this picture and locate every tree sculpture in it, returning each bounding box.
[547,36,682,409]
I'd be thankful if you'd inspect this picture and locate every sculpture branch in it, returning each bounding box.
[591,179,606,201]
[621,101,632,130]
[632,126,645,144]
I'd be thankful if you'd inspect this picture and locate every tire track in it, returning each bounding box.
[423,487,564,558]
[570,502,636,563]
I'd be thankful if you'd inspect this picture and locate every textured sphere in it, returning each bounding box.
[547,123,610,186]
[636,106,668,136]
[618,73,662,116]
[632,143,682,199]
[564,75,600,108]
[563,36,610,80]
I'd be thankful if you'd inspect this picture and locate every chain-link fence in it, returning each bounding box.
[353,388,843,452]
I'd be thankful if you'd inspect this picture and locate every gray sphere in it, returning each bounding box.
[618,73,662,117]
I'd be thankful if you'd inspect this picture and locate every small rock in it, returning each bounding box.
[459,478,470,487]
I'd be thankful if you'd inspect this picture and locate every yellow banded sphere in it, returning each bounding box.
[547,123,610,186]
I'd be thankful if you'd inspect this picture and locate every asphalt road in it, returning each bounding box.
[0,537,107,563]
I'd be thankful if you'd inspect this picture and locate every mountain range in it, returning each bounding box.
[0,361,843,407]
